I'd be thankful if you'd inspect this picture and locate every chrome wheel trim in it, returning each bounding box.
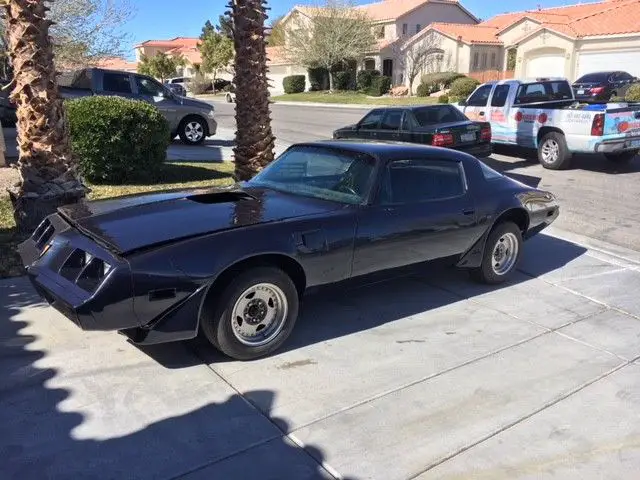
[491,232,519,276]
[541,139,560,164]
[230,283,288,347]
[185,121,204,142]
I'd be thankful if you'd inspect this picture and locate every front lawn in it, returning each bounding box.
[0,162,235,279]
[272,91,438,106]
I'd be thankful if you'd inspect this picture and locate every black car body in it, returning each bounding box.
[572,71,638,102]
[19,141,558,360]
[333,105,492,158]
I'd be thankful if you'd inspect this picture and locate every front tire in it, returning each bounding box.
[200,267,299,360]
[605,150,638,164]
[538,132,572,170]
[470,222,523,284]
[178,115,207,145]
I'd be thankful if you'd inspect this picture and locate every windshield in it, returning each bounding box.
[248,146,377,204]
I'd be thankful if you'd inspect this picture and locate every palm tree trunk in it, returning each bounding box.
[229,0,275,181]
[3,0,87,234]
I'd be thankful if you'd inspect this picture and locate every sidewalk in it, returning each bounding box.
[2,230,640,479]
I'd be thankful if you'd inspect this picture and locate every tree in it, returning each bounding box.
[229,0,275,181]
[201,19,215,40]
[2,0,87,233]
[400,31,449,95]
[217,13,233,38]
[267,15,285,46]
[137,52,185,82]
[198,23,234,90]
[284,0,375,92]
[48,0,134,69]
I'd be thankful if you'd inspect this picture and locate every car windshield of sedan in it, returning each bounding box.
[248,146,376,204]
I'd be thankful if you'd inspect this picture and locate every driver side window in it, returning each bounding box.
[466,85,493,107]
[378,159,466,204]
[136,76,165,97]
[359,110,384,129]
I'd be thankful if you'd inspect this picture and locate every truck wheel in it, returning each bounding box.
[178,116,207,145]
[604,150,638,164]
[538,132,572,170]
[470,222,523,285]
[200,267,299,360]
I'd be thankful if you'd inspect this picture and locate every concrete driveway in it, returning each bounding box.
[3,230,640,479]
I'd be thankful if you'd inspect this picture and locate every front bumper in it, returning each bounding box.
[207,117,218,136]
[595,136,640,153]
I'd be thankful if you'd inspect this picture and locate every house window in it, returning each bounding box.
[376,25,385,39]
[491,52,496,68]
[402,23,408,35]
[473,52,479,70]
[481,53,487,69]
[416,24,422,33]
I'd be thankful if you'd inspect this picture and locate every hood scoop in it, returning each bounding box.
[185,190,256,204]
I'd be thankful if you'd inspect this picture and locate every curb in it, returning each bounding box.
[271,101,378,110]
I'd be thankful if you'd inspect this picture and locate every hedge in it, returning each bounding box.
[437,95,450,104]
[625,83,640,102]
[66,96,170,184]
[283,75,306,94]
[308,67,329,91]
[368,75,392,97]
[333,70,355,91]
[357,69,380,92]
[421,72,465,91]
[449,77,480,99]
[416,83,431,97]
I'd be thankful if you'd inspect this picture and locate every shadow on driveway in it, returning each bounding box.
[0,284,341,479]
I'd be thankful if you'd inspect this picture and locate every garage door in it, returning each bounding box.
[578,50,640,78]
[525,54,565,78]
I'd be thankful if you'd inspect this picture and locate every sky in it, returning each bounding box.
[122,0,600,57]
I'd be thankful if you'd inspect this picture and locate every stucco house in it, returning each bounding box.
[271,0,480,92]
[408,0,640,83]
[134,37,203,78]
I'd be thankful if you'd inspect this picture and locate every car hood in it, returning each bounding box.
[57,186,340,255]
[176,96,214,110]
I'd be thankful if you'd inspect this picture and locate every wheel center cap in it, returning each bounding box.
[244,299,268,325]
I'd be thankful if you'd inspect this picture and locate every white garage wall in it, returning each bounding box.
[577,50,640,78]
[525,54,566,78]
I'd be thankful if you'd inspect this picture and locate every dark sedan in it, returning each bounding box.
[333,105,492,157]
[572,71,638,102]
[19,141,558,360]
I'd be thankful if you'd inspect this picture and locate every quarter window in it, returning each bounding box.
[379,159,465,204]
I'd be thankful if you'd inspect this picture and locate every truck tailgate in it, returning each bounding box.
[604,106,640,140]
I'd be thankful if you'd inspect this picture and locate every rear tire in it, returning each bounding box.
[604,150,638,164]
[537,132,572,170]
[200,267,299,360]
[470,222,523,285]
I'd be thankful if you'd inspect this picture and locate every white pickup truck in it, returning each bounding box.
[455,78,640,169]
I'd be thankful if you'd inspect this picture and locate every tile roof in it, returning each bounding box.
[135,37,200,48]
[424,0,640,45]
[166,45,202,64]
[95,56,138,72]
[296,0,463,22]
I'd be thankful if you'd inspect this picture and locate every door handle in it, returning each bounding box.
[479,111,485,117]
[462,209,475,216]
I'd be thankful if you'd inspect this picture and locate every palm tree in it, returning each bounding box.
[3,0,86,233]
[228,0,275,181]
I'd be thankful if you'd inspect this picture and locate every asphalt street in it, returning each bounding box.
[213,100,640,252]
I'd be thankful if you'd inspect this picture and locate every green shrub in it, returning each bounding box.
[188,74,211,95]
[66,96,170,184]
[368,75,392,97]
[437,95,450,104]
[449,95,461,104]
[332,70,355,91]
[416,83,431,97]
[449,77,480,99]
[308,67,329,91]
[357,69,380,91]
[625,83,640,102]
[610,96,626,103]
[283,75,306,94]
[420,72,465,93]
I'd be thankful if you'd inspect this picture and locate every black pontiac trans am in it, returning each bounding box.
[333,104,492,158]
[19,141,559,360]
